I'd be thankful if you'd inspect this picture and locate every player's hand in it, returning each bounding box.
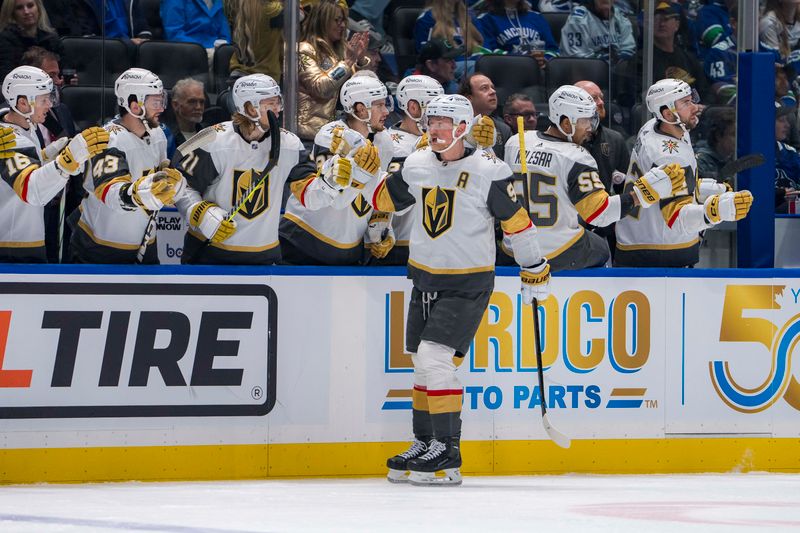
[153,167,186,205]
[56,127,109,175]
[365,211,395,258]
[0,126,16,159]
[415,132,429,150]
[128,171,177,211]
[330,126,366,156]
[704,190,753,224]
[611,170,626,185]
[694,178,732,202]
[351,140,380,185]
[662,163,687,195]
[320,155,353,193]
[41,137,68,162]
[189,201,237,243]
[520,260,551,304]
[468,115,496,148]
[631,165,679,207]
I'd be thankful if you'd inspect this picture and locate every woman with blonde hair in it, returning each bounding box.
[760,0,800,66]
[0,0,63,81]
[297,0,370,143]
[224,0,284,83]
[413,0,483,80]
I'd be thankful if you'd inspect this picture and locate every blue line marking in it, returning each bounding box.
[381,401,412,410]
[681,292,686,406]
[606,399,643,409]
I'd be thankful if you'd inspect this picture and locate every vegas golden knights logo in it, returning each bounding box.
[350,193,372,218]
[422,186,455,238]
[232,169,268,219]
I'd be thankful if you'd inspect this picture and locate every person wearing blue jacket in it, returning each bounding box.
[102,0,152,43]
[693,0,734,59]
[161,0,231,50]
[477,0,559,68]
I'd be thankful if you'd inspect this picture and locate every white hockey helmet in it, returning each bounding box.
[115,68,166,119]
[340,76,388,121]
[2,66,54,119]
[232,74,282,122]
[396,75,444,121]
[422,94,474,152]
[646,78,698,125]
[548,84,598,142]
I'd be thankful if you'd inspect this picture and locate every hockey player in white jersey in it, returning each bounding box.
[70,68,185,264]
[0,66,108,262]
[379,74,445,265]
[358,94,550,485]
[280,73,391,265]
[504,85,686,271]
[614,79,753,267]
[175,74,355,264]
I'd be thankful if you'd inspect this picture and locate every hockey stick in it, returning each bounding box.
[717,153,765,181]
[135,125,219,264]
[518,116,570,449]
[189,110,281,262]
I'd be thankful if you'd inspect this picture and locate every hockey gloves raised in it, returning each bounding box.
[704,190,753,224]
[631,163,685,207]
[41,137,68,162]
[467,115,496,149]
[694,178,732,203]
[128,169,184,211]
[330,126,366,156]
[520,260,551,305]
[365,211,395,259]
[0,126,15,159]
[56,127,109,175]
[320,155,353,194]
[189,201,237,243]
[351,141,381,186]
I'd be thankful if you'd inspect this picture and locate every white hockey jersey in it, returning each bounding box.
[72,120,167,263]
[280,119,395,265]
[386,125,421,246]
[559,5,636,61]
[174,122,311,263]
[614,118,701,267]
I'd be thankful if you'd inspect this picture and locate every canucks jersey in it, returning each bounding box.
[614,118,700,267]
[174,122,310,264]
[280,120,395,265]
[71,120,168,264]
[369,147,538,291]
[0,113,67,262]
[559,6,636,61]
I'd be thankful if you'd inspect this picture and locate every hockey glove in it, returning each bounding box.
[365,211,395,259]
[520,260,551,305]
[415,132,429,150]
[631,164,684,207]
[704,190,753,224]
[320,155,353,193]
[330,126,366,156]
[468,115,496,149]
[351,141,380,187]
[41,137,68,162]
[0,126,16,159]
[127,171,177,211]
[189,201,237,243]
[56,127,109,175]
[694,178,732,203]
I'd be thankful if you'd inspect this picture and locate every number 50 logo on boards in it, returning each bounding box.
[0,282,277,418]
[711,285,800,413]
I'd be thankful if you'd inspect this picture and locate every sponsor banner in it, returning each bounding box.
[155,207,186,265]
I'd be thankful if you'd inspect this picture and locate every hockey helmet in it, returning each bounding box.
[548,84,598,142]
[422,94,474,152]
[396,75,444,121]
[115,68,166,119]
[2,66,54,119]
[645,78,698,124]
[340,75,388,118]
[232,74,283,122]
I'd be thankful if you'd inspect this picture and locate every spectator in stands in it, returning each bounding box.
[161,0,231,58]
[166,78,207,150]
[477,0,559,68]
[413,38,461,94]
[704,4,737,105]
[775,103,800,213]
[694,0,735,59]
[41,0,100,37]
[760,0,800,71]
[459,73,511,158]
[0,0,63,82]
[696,106,735,182]
[536,0,573,13]
[104,0,152,44]
[225,0,283,84]
[502,93,538,134]
[349,0,390,39]
[414,0,482,78]
[297,0,370,143]
[559,0,635,64]
[652,1,711,102]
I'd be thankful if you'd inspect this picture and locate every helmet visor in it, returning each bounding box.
[144,91,168,113]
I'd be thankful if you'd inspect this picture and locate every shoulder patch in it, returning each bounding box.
[661,139,680,154]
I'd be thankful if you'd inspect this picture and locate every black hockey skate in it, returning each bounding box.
[386,438,431,483]
[407,437,462,486]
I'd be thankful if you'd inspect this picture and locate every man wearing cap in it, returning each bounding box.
[414,39,461,94]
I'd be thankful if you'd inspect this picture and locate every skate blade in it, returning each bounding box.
[387,469,410,483]
[408,468,462,486]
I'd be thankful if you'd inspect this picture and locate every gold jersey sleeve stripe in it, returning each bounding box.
[500,207,533,235]
[662,196,694,228]
[372,180,396,212]
[95,175,132,201]
[575,190,610,223]
[12,165,38,201]
[289,175,315,206]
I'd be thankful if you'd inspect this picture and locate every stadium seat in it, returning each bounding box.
[141,0,164,40]
[389,7,423,75]
[61,86,118,130]
[137,41,210,89]
[202,105,230,126]
[212,44,236,93]
[545,57,610,95]
[542,12,569,45]
[475,55,544,113]
[61,38,132,87]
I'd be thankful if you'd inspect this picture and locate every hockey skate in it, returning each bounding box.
[386,438,431,483]
[407,437,462,486]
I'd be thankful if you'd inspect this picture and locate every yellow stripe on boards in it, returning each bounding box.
[1,438,799,484]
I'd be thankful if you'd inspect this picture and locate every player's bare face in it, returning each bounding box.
[257,96,282,129]
[28,93,53,124]
[369,99,389,131]
[570,117,594,145]
[675,95,700,130]
[427,116,455,149]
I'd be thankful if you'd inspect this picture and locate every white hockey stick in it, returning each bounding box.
[135,126,218,264]
[518,116,570,449]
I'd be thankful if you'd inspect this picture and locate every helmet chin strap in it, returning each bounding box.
[350,106,374,133]
[432,125,465,153]
[661,106,688,133]
[556,120,575,143]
